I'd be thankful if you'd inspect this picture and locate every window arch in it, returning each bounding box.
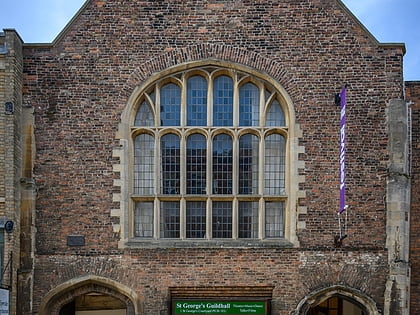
[160,83,181,126]
[266,100,285,126]
[213,75,233,126]
[134,100,154,126]
[187,75,207,126]
[239,82,260,126]
[123,64,297,245]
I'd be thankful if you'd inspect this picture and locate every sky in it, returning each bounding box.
[0,0,418,80]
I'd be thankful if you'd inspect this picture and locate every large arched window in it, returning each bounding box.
[130,66,289,242]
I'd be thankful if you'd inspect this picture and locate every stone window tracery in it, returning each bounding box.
[116,63,302,246]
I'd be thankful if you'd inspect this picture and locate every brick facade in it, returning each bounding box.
[0,30,27,315]
[1,0,416,314]
[407,81,420,314]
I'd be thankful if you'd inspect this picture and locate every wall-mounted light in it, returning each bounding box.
[334,93,341,106]
[4,102,14,115]
[4,221,13,233]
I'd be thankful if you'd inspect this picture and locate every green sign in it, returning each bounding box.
[173,301,267,314]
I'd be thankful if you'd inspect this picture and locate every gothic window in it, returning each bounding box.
[131,66,288,241]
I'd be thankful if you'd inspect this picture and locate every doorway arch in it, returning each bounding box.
[295,285,380,315]
[39,275,141,315]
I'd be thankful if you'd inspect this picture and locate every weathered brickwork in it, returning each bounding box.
[34,249,389,314]
[24,0,404,253]
[407,81,420,314]
[0,30,26,315]
[0,0,411,314]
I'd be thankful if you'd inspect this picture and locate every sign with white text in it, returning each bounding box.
[0,288,9,315]
[173,300,267,314]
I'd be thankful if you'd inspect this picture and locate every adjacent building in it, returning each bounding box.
[0,0,418,314]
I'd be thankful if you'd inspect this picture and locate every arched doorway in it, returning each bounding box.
[307,295,366,315]
[39,276,141,315]
[295,286,380,315]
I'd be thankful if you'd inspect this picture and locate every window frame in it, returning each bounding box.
[117,61,300,248]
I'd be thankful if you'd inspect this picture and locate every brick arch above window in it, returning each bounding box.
[118,44,296,110]
[114,60,306,248]
[121,59,295,128]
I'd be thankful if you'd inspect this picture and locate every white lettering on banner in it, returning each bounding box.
[182,302,206,310]
[341,106,345,120]
[206,303,230,309]
[340,124,346,189]
[174,300,266,314]
[338,85,347,214]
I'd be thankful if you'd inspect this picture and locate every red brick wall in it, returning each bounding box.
[34,250,389,314]
[21,0,405,314]
[407,81,420,313]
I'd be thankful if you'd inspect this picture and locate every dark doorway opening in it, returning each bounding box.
[59,292,126,315]
[307,296,366,315]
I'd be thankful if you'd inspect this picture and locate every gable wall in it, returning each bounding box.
[20,0,406,314]
[24,0,404,252]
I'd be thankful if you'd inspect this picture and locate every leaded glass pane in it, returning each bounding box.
[186,134,207,194]
[187,76,207,126]
[265,201,284,238]
[161,134,180,194]
[264,134,285,195]
[134,134,154,195]
[134,201,154,237]
[160,83,181,126]
[239,202,259,238]
[135,101,154,126]
[160,201,180,238]
[186,201,206,238]
[213,76,233,126]
[212,134,232,194]
[239,83,260,126]
[266,100,285,126]
[212,201,232,238]
[239,134,259,194]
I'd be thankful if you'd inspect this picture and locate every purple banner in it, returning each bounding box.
[339,86,347,214]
